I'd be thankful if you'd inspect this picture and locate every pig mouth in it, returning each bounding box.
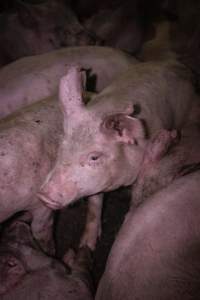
[38,193,64,210]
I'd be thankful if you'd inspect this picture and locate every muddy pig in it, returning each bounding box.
[0,214,93,300]
[0,63,113,255]
[0,46,137,118]
[0,0,99,67]
[38,61,198,214]
[95,124,200,300]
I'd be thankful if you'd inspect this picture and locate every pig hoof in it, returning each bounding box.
[79,234,97,251]
[63,248,76,267]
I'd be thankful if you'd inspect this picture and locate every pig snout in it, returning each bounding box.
[38,173,78,210]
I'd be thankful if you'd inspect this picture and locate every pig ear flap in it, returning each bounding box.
[59,66,86,119]
[101,114,146,144]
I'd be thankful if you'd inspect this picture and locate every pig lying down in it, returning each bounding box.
[0,46,137,118]
[96,123,200,300]
[0,215,93,300]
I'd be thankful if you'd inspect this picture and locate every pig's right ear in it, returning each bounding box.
[101,113,146,144]
[59,66,85,120]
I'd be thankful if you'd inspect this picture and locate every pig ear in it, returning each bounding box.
[59,66,85,119]
[101,114,146,144]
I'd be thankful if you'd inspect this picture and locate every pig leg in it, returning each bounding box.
[79,194,103,251]
[30,203,54,255]
[63,246,94,298]
[133,129,178,205]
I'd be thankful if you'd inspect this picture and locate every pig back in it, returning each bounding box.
[90,60,197,136]
[0,46,137,118]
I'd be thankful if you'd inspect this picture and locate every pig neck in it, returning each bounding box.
[123,139,148,187]
[132,123,200,206]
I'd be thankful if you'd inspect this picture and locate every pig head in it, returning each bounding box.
[0,214,50,295]
[38,66,148,209]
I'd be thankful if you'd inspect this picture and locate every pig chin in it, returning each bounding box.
[38,189,78,210]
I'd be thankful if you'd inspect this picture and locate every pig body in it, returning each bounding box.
[95,170,200,300]
[0,96,62,253]
[39,62,198,210]
[0,46,137,118]
[133,120,200,205]
[0,216,93,300]
[96,116,200,299]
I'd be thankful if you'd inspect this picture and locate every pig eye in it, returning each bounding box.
[87,152,103,166]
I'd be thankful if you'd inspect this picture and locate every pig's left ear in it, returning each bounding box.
[59,66,85,119]
[101,114,146,144]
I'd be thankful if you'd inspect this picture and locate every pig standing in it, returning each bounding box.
[0,215,93,300]
[38,62,198,210]
[0,46,137,118]
[0,61,197,255]
[0,0,97,67]
[95,123,200,300]
[0,48,137,254]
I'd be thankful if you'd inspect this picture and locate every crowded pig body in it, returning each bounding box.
[95,124,200,300]
[0,61,197,253]
[39,62,197,209]
[0,46,137,118]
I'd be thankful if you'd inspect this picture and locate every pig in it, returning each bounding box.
[95,170,200,300]
[38,62,198,213]
[0,64,109,254]
[0,46,137,118]
[95,124,200,300]
[132,121,200,205]
[0,61,196,256]
[0,0,98,67]
[0,214,93,300]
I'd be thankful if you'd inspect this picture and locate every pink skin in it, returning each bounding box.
[95,170,200,300]
[133,129,179,205]
[38,62,198,210]
[132,116,200,206]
